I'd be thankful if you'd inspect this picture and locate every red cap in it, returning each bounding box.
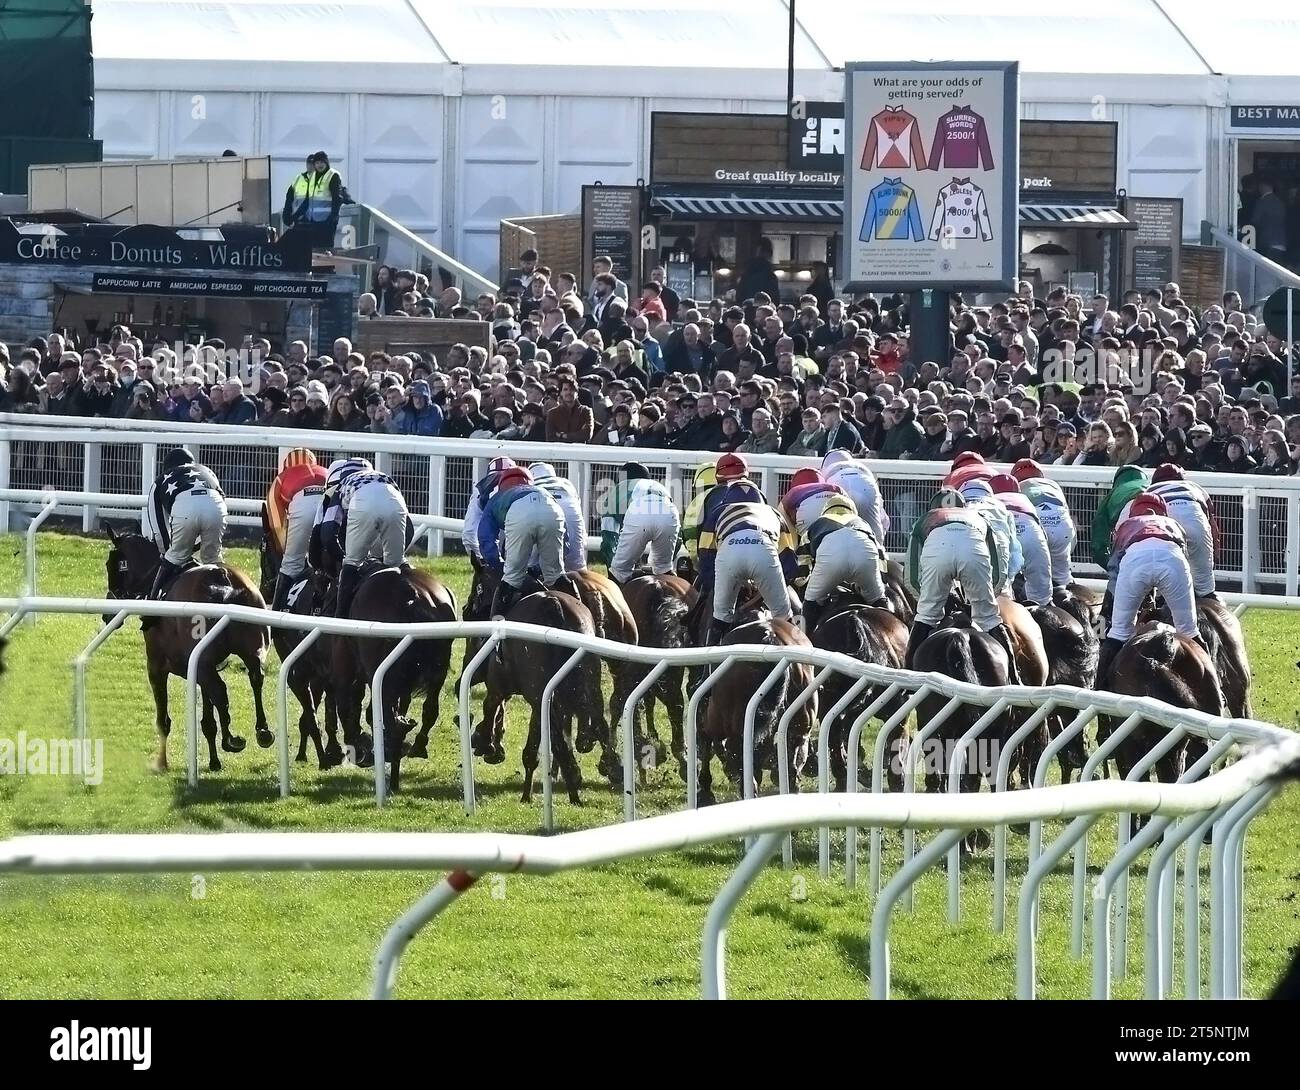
[951,451,985,470]
[1011,458,1045,482]
[496,467,533,491]
[488,456,517,474]
[788,467,822,490]
[1129,493,1168,519]
[1151,462,1185,484]
[715,453,748,481]
[989,473,1021,494]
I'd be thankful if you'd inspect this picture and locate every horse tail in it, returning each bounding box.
[946,631,979,686]
[653,588,691,649]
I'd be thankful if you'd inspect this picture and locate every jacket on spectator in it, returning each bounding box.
[393,400,443,437]
[442,409,489,439]
[546,401,594,443]
[737,428,782,455]
[819,417,863,456]
[662,332,715,376]
[879,407,923,459]
[212,394,258,425]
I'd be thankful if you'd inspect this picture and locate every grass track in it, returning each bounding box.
[0,529,1297,999]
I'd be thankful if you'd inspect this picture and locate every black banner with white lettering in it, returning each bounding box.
[90,273,328,300]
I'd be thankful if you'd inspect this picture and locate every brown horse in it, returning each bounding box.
[698,617,817,805]
[106,526,271,773]
[618,572,696,779]
[810,596,909,791]
[1103,623,1222,788]
[567,568,640,757]
[329,563,458,793]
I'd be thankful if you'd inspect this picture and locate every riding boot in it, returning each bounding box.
[1198,590,1221,605]
[548,573,580,600]
[271,571,294,612]
[142,559,181,631]
[704,616,731,647]
[991,623,1023,685]
[490,581,520,622]
[1051,584,1072,607]
[334,564,361,619]
[903,620,934,670]
[1096,637,1123,687]
[802,598,825,634]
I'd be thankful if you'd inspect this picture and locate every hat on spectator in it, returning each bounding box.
[1055,421,1077,437]
[365,392,383,408]
[493,405,516,422]
[410,380,431,399]
[522,403,545,420]
[288,385,307,401]
[1188,422,1212,436]
[59,354,80,371]
[639,403,662,422]
[305,380,329,406]
[864,395,886,411]
[1000,411,1023,426]
[261,387,287,409]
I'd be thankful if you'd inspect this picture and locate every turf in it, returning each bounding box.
[0,529,1297,999]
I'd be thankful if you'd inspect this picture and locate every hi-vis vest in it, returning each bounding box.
[293,169,338,223]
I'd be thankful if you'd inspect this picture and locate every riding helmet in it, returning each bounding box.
[527,462,556,482]
[789,467,822,490]
[951,451,985,470]
[1151,463,1186,484]
[280,447,317,471]
[1011,458,1045,482]
[163,447,195,472]
[988,473,1021,494]
[496,467,533,491]
[959,478,995,503]
[622,462,650,480]
[930,487,965,509]
[715,453,748,481]
[488,456,517,475]
[1128,493,1169,518]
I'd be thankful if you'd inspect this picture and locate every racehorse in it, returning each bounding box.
[1026,600,1098,783]
[698,617,817,805]
[1103,623,1222,799]
[258,533,337,768]
[466,565,621,786]
[1161,596,1252,720]
[618,572,695,779]
[329,563,457,794]
[106,526,271,774]
[567,569,640,758]
[809,592,909,791]
[909,611,1016,801]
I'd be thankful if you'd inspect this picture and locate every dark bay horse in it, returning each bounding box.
[329,564,457,794]
[810,595,909,791]
[1027,600,1098,783]
[619,572,695,779]
[698,617,817,805]
[469,587,604,804]
[106,526,271,773]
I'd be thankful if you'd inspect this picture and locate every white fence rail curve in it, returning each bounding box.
[5,414,1300,592]
[2,592,1296,999]
[1,736,1296,1000]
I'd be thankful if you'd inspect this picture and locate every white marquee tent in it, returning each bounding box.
[88,0,1300,280]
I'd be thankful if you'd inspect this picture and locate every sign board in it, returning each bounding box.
[1019,120,1117,195]
[788,102,846,173]
[1122,196,1182,294]
[842,61,1018,292]
[1229,105,1300,130]
[0,220,312,272]
[581,184,642,287]
[664,259,694,301]
[91,272,327,299]
[651,113,842,188]
[316,290,357,350]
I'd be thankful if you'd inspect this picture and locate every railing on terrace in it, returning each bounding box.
[4,414,1299,593]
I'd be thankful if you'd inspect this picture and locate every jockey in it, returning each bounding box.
[1097,492,1200,683]
[143,446,226,604]
[310,456,373,574]
[1146,463,1218,600]
[477,465,568,618]
[600,462,681,585]
[335,466,410,618]
[820,450,889,543]
[462,456,517,560]
[679,460,718,565]
[780,467,848,532]
[989,473,1053,608]
[1091,465,1149,568]
[696,453,797,644]
[905,488,1021,682]
[266,448,326,610]
[528,462,586,572]
[795,491,888,633]
[943,450,996,492]
[957,477,1023,598]
[1011,458,1077,598]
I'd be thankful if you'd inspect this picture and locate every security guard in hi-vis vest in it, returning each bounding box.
[283,151,348,248]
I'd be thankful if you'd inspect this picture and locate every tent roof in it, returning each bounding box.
[92,0,450,93]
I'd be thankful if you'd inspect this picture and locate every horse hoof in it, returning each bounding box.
[222,734,247,754]
[962,828,992,854]
[568,793,584,806]
[485,745,506,766]
[697,789,718,807]
[321,742,343,769]
[295,753,308,764]
[208,758,222,773]
[575,727,597,754]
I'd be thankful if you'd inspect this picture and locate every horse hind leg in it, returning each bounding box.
[660,668,688,782]
[521,704,542,803]
[554,707,585,805]
[147,657,171,774]
[205,666,246,757]
[197,679,223,773]
[407,637,452,760]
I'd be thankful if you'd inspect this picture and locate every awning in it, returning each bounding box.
[1019,203,1136,229]
[651,186,842,221]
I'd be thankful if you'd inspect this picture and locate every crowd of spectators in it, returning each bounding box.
[2,250,1298,477]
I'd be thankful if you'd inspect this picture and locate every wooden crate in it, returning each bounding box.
[1178,245,1225,310]
[354,317,491,364]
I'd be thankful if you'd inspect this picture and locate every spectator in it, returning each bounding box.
[1222,435,1257,472]
[717,410,747,452]
[547,378,594,443]
[820,401,862,455]
[518,402,548,441]
[125,381,161,420]
[393,380,443,436]
[879,399,921,459]
[442,390,490,439]
[298,381,330,428]
[1254,430,1295,474]
[259,387,290,426]
[212,378,258,425]
[599,403,637,446]
[327,390,368,432]
[737,407,780,454]
[736,237,780,303]
[1137,424,1165,467]
[914,411,951,460]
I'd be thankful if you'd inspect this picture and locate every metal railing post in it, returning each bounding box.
[457,631,501,816]
[946,697,1012,923]
[24,493,58,626]
[372,634,415,808]
[73,610,128,782]
[700,832,781,1000]
[372,869,477,999]
[539,647,587,832]
[775,664,834,868]
[741,661,791,847]
[685,657,736,811]
[816,675,874,877]
[621,660,669,823]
